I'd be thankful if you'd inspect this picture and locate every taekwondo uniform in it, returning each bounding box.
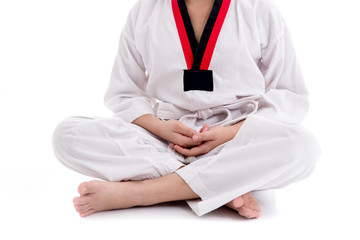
[52,0,321,216]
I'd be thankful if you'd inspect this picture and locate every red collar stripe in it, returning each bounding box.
[200,0,231,70]
[172,0,194,69]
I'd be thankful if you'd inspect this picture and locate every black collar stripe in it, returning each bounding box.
[191,0,222,70]
[177,0,198,58]
[173,0,230,70]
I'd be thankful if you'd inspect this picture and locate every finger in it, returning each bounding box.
[175,122,198,138]
[202,124,210,133]
[194,130,215,142]
[173,142,212,157]
[172,145,199,157]
[192,133,200,142]
[194,124,210,142]
[199,124,209,133]
[174,135,201,148]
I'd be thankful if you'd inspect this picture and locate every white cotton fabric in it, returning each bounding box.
[53,115,320,216]
[52,0,321,216]
[104,0,309,125]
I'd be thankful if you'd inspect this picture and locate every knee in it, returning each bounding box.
[287,127,321,177]
[52,117,83,166]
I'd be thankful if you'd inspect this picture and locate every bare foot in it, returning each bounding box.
[226,192,261,219]
[73,180,145,217]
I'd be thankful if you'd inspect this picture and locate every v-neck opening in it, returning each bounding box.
[178,0,223,70]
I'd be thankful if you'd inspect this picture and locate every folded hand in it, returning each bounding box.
[170,121,244,157]
[158,120,200,148]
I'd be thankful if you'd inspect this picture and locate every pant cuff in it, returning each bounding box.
[175,165,213,200]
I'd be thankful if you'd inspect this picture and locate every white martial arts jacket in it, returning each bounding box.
[104,0,309,126]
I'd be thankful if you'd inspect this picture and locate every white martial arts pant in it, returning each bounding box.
[52,114,321,216]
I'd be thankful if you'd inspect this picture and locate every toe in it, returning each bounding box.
[76,204,92,214]
[242,192,261,212]
[73,196,92,208]
[78,180,101,195]
[233,196,244,208]
[247,210,258,219]
[73,197,80,206]
[79,209,94,218]
[238,207,259,219]
[78,182,90,195]
[238,207,252,218]
[250,210,261,219]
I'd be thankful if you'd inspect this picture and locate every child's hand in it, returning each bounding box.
[133,115,200,148]
[158,120,200,148]
[170,121,244,157]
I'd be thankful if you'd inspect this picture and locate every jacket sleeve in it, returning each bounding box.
[254,1,309,124]
[104,1,155,123]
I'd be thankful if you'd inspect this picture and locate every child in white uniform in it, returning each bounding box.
[53,0,321,218]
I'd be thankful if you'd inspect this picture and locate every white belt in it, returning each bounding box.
[155,95,260,129]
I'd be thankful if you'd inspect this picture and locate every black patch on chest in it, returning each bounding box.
[183,69,213,91]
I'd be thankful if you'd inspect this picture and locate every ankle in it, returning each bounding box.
[130,180,158,206]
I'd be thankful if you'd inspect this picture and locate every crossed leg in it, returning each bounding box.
[73,173,261,218]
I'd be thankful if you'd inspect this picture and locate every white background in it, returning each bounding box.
[0,0,359,239]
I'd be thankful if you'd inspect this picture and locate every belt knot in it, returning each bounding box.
[196,109,214,119]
